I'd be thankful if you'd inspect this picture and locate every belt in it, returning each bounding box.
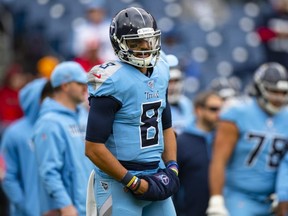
[119,160,159,171]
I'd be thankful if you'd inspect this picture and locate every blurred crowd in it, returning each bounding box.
[1,0,288,215]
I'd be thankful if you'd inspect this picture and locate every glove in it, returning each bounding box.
[206,195,230,216]
[270,193,278,214]
[133,167,180,201]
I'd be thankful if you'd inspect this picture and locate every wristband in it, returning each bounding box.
[120,171,141,191]
[165,160,179,176]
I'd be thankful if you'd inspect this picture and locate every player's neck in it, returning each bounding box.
[138,67,153,77]
[138,67,147,74]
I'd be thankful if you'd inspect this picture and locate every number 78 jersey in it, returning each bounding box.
[221,97,288,195]
[87,59,170,163]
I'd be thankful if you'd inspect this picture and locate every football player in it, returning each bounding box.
[85,7,179,216]
[207,62,288,216]
[167,54,193,135]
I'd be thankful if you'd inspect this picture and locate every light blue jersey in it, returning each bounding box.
[221,97,288,215]
[170,95,193,135]
[87,57,176,216]
[33,98,94,216]
[87,58,170,163]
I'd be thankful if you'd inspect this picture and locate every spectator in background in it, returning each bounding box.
[0,4,13,79]
[207,62,288,216]
[174,91,223,216]
[0,154,5,181]
[37,55,59,78]
[72,0,115,62]
[33,62,93,216]
[0,78,53,216]
[167,54,193,135]
[0,153,8,216]
[0,63,29,137]
[257,0,288,69]
[73,37,104,72]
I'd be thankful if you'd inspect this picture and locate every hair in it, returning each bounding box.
[193,90,221,108]
[41,80,54,101]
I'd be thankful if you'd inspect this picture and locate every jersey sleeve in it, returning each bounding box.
[162,94,172,130]
[86,96,121,143]
[220,100,245,129]
[87,62,118,98]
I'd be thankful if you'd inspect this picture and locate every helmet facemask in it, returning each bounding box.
[252,62,288,115]
[114,27,161,68]
[257,80,288,114]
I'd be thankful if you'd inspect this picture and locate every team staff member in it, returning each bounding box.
[85,7,179,216]
[33,62,93,216]
[174,91,223,216]
[1,78,53,216]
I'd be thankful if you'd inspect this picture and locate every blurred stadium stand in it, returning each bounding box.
[0,0,276,95]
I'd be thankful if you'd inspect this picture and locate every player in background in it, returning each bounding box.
[207,62,288,216]
[208,76,241,101]
[166,54,193,135]
[85,7,179,216]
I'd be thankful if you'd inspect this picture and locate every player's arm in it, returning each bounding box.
[161,101,177,163]
[85,96,127,180]
[207,120,238,216]
[162,128,177,162]
[209,120,238,195]
[160,99,179,181]
[85,96,149,194]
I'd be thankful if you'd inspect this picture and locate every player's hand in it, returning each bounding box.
[133,178,149,194]
[60,205,78,216]
[270,193,278,214]
[132,160,179,196]
[123,178,149,194]
[276,202,288,216]
[206,195,230,216]
[133,168,180,201]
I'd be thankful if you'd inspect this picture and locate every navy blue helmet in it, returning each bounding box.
[252,62,288,114]
[110,7,161,68]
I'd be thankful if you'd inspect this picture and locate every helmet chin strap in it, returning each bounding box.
[129,54,153,67]
[121,52,159,68]
[258,98,281,115]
